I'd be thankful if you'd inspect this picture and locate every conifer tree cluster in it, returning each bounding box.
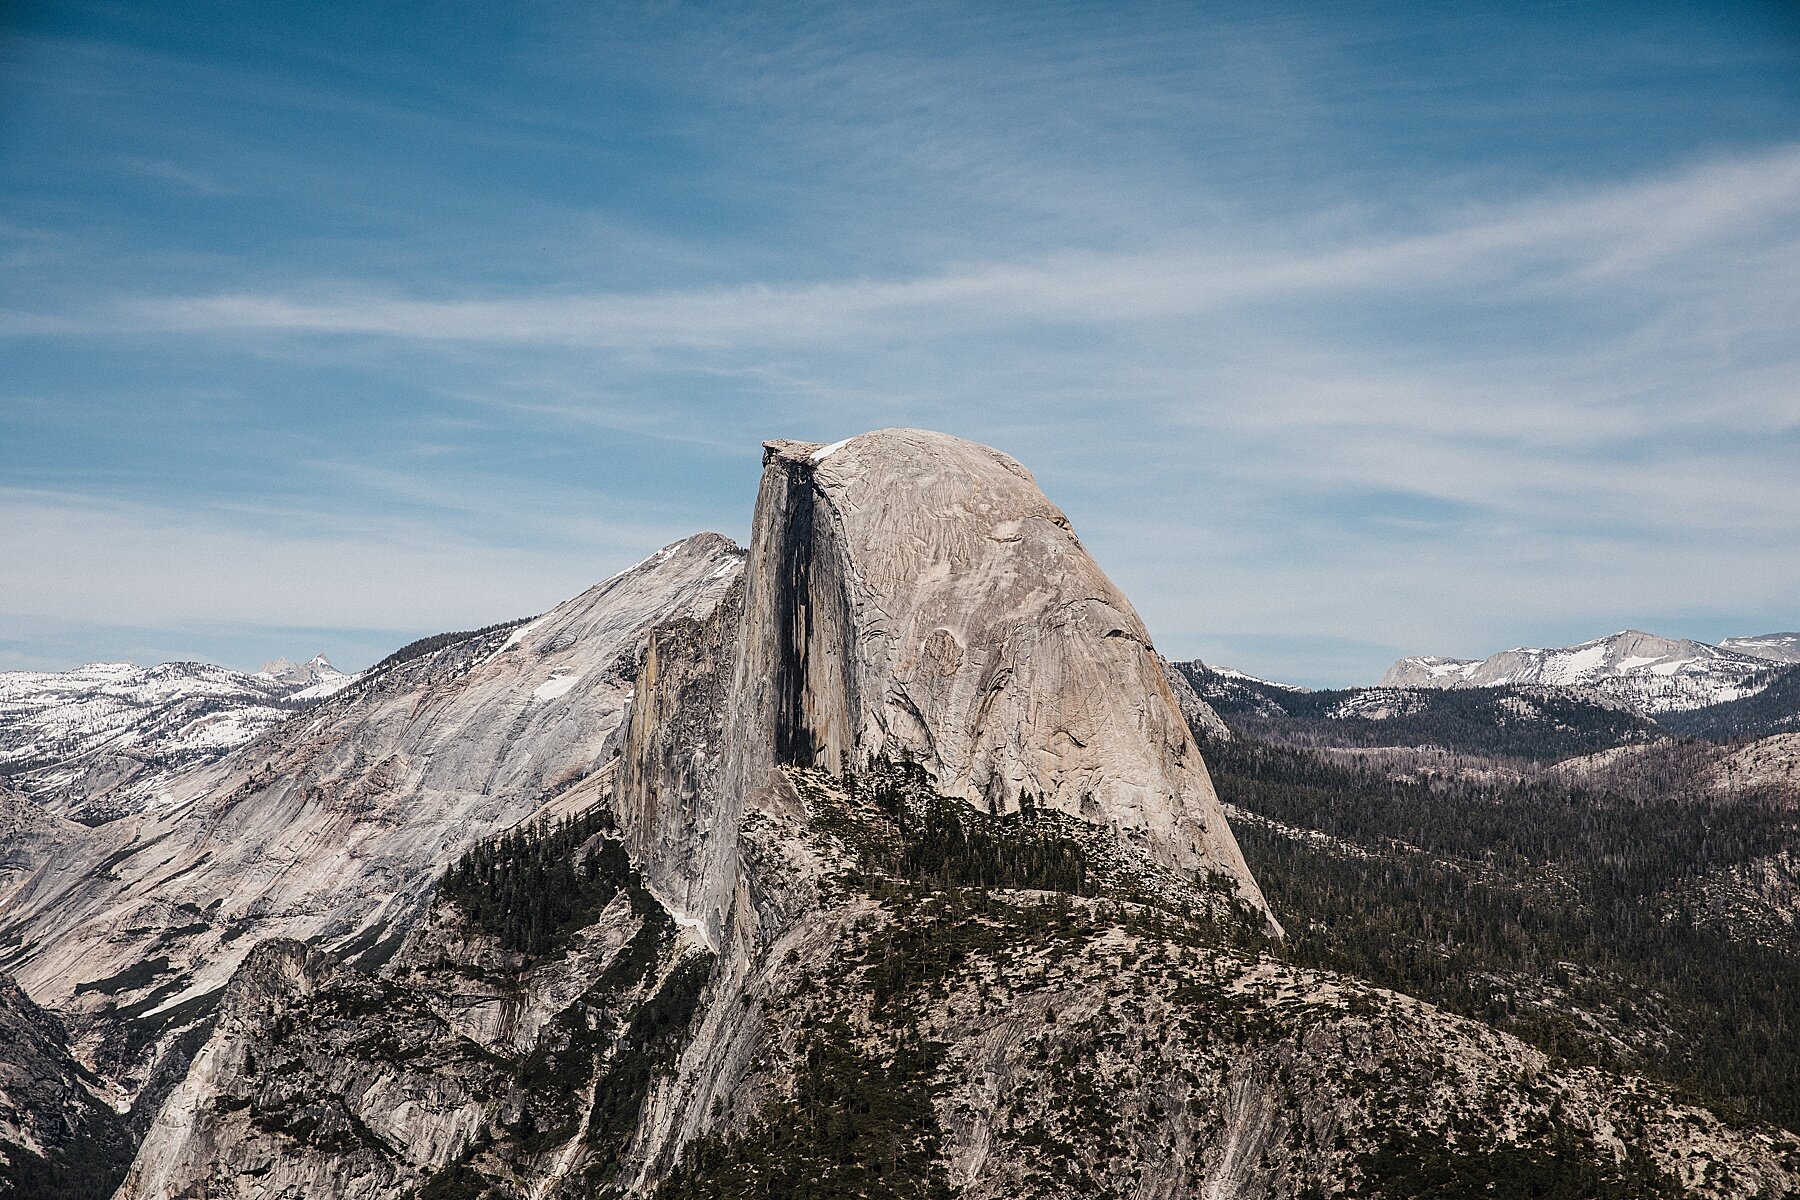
[437,806,637,958]
[848,758,1097,896]
[366,618,532,678]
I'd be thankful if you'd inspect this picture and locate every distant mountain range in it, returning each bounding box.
[1718,633,1800,664]
[1174,661,1665,763]
[13,626,1798,830]
[256,653,353,699]
[0,656,352,823]
[1380,629,1800,714]
[1166,629,1800,761]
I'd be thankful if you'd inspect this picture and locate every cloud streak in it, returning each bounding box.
[15,145,1779,354]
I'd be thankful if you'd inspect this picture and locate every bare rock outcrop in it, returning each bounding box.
[0,533,744,1106]
[711,430,1268,929]
[118,821,711,1200]
[0,781,92,897]
[1159,654,1232,742]
[115,938,490,1200]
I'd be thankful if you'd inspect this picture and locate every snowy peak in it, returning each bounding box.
[1382,654,1482,684]
[257,655,304,680]
[1196,662,1310,693]
[1380,629,1784,715]
[257,654,352,697]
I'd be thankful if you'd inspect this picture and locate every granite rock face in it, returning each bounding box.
[115,935,502,1200]
[0,533,744,1105]
[0,781,92,897]
[718,430,1268,926]
[611,574,745,945]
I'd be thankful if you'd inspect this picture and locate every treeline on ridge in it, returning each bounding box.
[366,618,534,679]
[1658,662,1800,739]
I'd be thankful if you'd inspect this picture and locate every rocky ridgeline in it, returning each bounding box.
[1,430,1796,1199]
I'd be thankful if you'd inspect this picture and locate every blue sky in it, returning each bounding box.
[2,0,1797,686]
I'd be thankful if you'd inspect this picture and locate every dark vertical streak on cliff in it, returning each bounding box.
[773,459,817,768]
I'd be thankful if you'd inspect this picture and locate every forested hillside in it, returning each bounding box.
[1206,732,1800,1129]
[1661,663,1800,739]
[1174,664,1663,762]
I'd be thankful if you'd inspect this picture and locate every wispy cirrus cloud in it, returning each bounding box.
[29,144,1778,358]
[115,155,238,196]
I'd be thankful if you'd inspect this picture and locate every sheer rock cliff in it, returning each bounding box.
[716,431,1267,926]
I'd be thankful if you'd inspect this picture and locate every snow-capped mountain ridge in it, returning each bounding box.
[1202,663,1311,693]
[0,655,355,822]
[256,653,352,698]
[1381,629,1791,715]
